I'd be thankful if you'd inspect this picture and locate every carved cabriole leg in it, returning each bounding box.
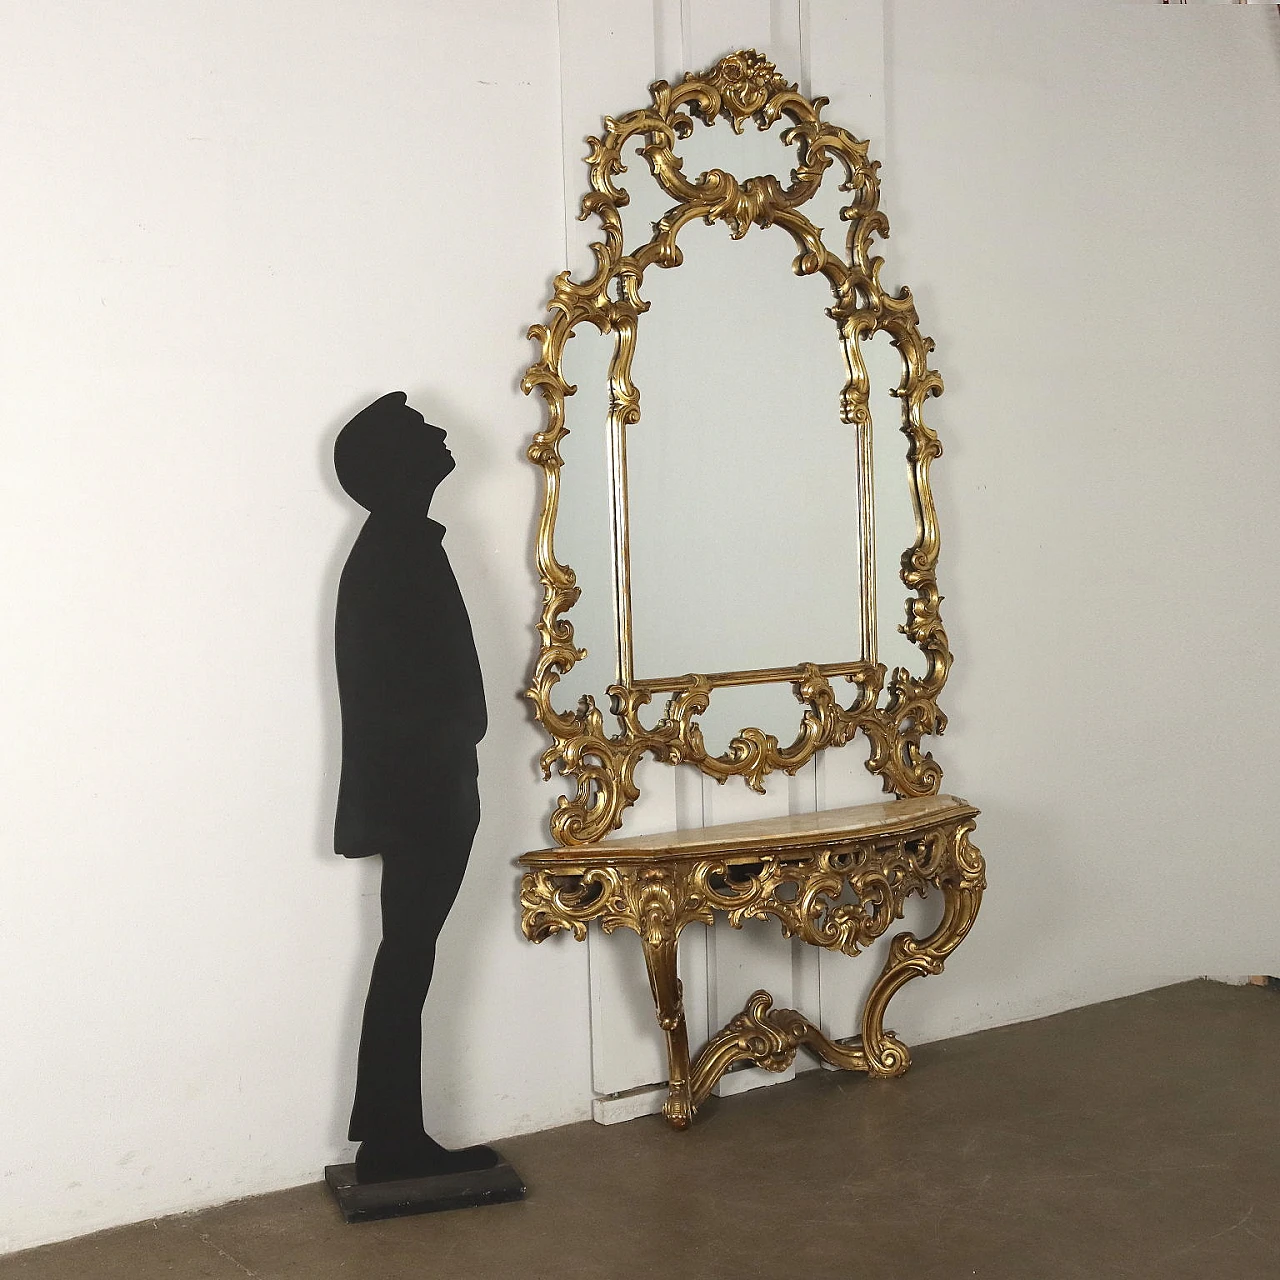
[520,861,713,1128]
[615,865,710,1130]
[860,820,986,1077]
[638,914,693,1130]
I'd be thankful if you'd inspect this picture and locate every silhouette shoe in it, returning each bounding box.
[354,1135,500,1184]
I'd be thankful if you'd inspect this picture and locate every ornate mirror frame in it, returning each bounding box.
[523,51,952,847]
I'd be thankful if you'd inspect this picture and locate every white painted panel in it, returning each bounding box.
[653,0,686,81]
[806,0,886,153]
[788,760,824,1074]
[770,0,804,82]
[674,766,713,1055]
[592,1085,670,1125]
[588,754,728,1099]
[587,921,669,1098]
[562,0,823,1109]
[816,737,888,810]
[686,0,775,68]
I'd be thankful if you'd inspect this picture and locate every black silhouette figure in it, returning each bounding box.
[333,392,496,1185]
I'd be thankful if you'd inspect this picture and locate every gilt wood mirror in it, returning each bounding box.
[524,50,952,847]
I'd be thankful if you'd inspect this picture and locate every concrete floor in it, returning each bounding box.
[3,980,1276,1280]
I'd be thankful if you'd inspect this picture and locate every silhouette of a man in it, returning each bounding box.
[333,392,496,1183]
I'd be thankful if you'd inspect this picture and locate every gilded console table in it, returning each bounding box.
[520,794,984,1129]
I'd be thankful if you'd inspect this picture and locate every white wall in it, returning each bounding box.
[887,0,1280,1033]
[0,0,583,1253]
[1,0,1277,1255]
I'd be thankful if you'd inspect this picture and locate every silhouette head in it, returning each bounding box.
[334,392,455,516]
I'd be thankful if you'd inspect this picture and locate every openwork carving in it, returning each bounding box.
[520,797,984,1126]
[523,50,951,845]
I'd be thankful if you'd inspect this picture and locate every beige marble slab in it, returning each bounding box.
[521,794,978,867]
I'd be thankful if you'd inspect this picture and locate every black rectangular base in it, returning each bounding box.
[324,1159,526,1223]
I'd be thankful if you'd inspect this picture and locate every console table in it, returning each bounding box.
[520,794,984,1128]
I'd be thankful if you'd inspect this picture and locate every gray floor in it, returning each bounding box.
[4,980,1277,1279]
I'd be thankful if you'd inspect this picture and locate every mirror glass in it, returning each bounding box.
[864,330,927,680]
[626,215,862,687]
[551,321,617,714]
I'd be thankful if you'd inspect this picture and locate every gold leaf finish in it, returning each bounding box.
[520,795,984,1126]
[523,51,952,845]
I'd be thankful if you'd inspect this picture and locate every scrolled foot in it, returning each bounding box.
[662,1091,693,1130]
[864,1032,912,1079]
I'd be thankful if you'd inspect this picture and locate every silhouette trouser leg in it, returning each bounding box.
[348,774,480,1144]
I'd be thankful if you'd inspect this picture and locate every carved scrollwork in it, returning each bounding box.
[524,50,953,845]
[519,865,622,944]
[688,991,869,1108]
[520,802,984,1124]
[520,862,714,946]
[519,812,980,957]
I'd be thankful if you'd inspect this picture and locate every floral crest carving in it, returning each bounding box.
[523,51,952,846]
